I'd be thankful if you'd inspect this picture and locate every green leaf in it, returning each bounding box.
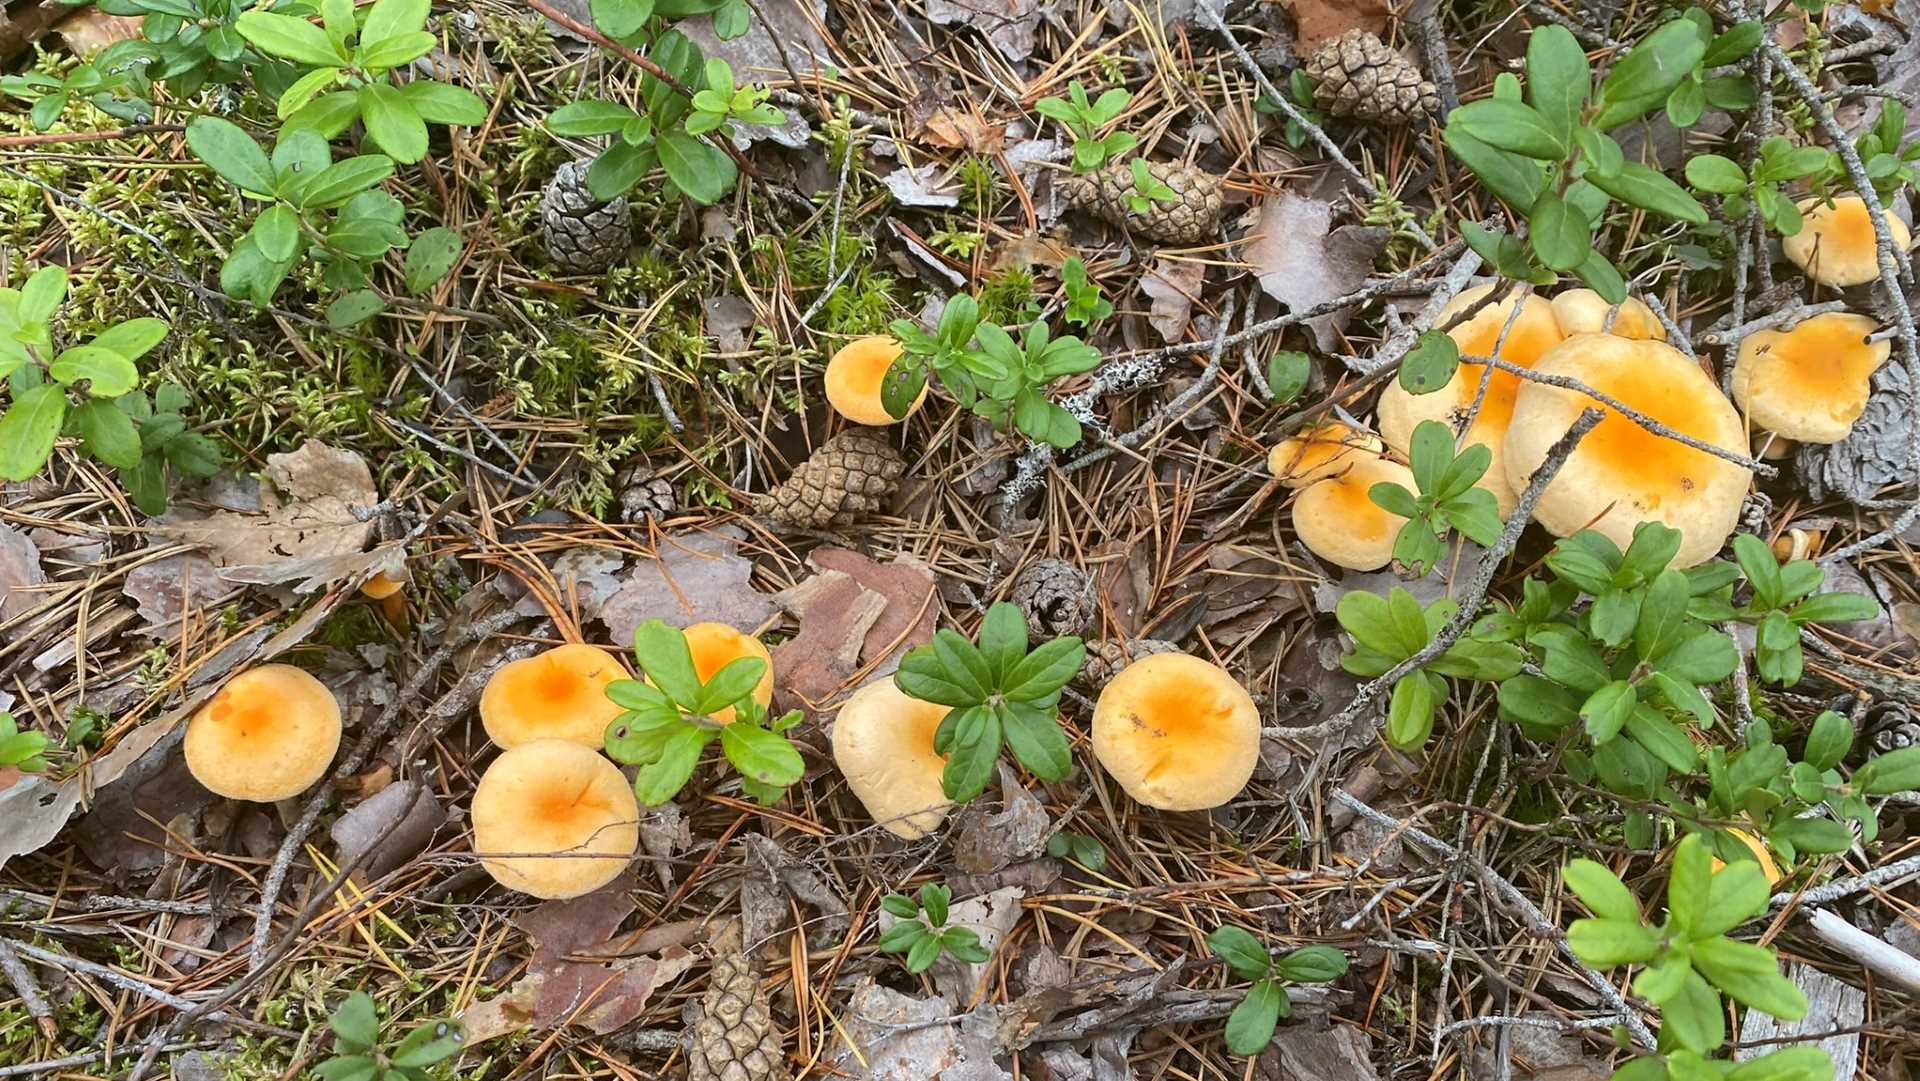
[1725,1047,1837,1081]
[1525,24,1590,142]
[1530,190,1592,271]
[400,81,487,125]
[297,155,395,209]
[1574,126,1623,178]
[47,345,134,399]
[633,725,710,805]
[1223,980,1285,1055]
[1398,330,1459,396]
[1654,629,1738,685]
[657,129,735,205]
[356,30,434,70]
[592,0,656,38]
[1573,250,1629,304]
[1385,672,1438,752]
[588,140,656,201]
[235,10,347,67]
[312,1056,377,1081]
[329,991,378,1052]
[1586,161,1708,224]
[877,920,926,953]
[324,290,386,328]
[359,82,427,163]
[896,646,987,708]
[1442,129,1549,208]
[942,926,990,963]
[404,227,462,294]
[1633,570,1690,662]
[1206,925,1271,981]
[696,656,768,715]
[1668,834,1713,933]
[1692,936,1807,1020]
[1666,77,1705,128]
[361,0,430,48]
[940,704,1001,802]
[1001,637,1086,702]
[1703,20,1763,66]
[1662,969,1726,1054]
[72,399,141,469]
[881,893,920,919]
[88,318,168,363]
[1696,862,1768,939]
[250,204,302,263]
[918,882,950,925]
[1627,706,1698,773]
[719,721,804,788]
[1271,945,1347,983]
[1267,350,1309,403]
[1772,815,1852,854]
[549,99,641,135]
[906,931,943,972]
[1633,950,1692,1004]
[1445,100,1565,159]
[1790,591,1881,625]
[1565,918,1660,965]
[1579,680,1636,744]
[633,618,704,705]
[1000,701,1070,781]
[976,602,1029,684]
[1685,154,1747,195]
[1802,710,1852,771]
[1594,18,1708,129]
[1562,858,1641,922]
[390,1021,465,1068]
[186,116,276,193]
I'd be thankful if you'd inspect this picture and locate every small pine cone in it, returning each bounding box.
[1058,160,1222,245]
[1076,638,1180,690]
[685,928,786,1081]
[617,464,676,522]
[1010,559,1096,638]
[758,429,905,528]
[1305,29,1439,127]
[541,160,632,273]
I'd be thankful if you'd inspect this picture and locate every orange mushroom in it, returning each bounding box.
[677,622,774,723]
[1290,456,1417,571]
[826,336,924,425]
[1784,195,1911,287]
[360,570,406,600]
[470,738,639,898]
[1091,653,1259,811]
[1732,312,1889,444]
[184,664,343,802]
[1267,421,1384,488]
[480,643,628,749]
[1549,289,1666,340]
[830,677,953,839]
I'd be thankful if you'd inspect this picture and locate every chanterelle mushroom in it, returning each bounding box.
[470,738,639,899]
[1504,333,1751,568]
[1290,456,1417,571]
[1091,653,1258,811]
[830,677,952,839]
[480,643,628,749]
[1784,195,1911,288]
[184,664,342,802]
[1376,284,1566,515]
[1548,289,1666,340]
[825,336,923,426]
[1733,312,1889,444]
[1267,421,1384,488]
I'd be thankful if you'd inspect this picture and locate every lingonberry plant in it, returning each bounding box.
[0,714,49,775]
[1366,419,1504,576]
[314,991,465,1081]
[1033,81,1136,172]
[878,884,990,973]
[1206,927,1349,1055]
[883,297,1101,449]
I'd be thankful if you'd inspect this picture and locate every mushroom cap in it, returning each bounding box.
[1091,652,1259,811]
[1266,422,1384,488]
[184,664,343,802]
[471,739,639,899]
[359,570,405,599]
[1784,196,1912,287]
[679,622,774,724]
[480,643,628,749]
[1377,285,1566,515]
[1548,289,1666,340]
[1710,828,1782,886]
[826,336,923,426]
[1290,456,1417,571]
[831,678,953,839]
[1752,431,1798,461]
[1504,333,1750,568]
[1732,312,1889,444]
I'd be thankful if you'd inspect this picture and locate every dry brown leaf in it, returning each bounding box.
[54,7,143,54]
[1240,193,1389,351]
[991,233,1075,273]
[463,879,697,1042]
[0,521,47,623]
[598,526,775,644]
[155,441,377,571]
[1140,259,1206,342]
[771,549,937,711]
[124,553,240,629]
[1282,0,1389,51]
[952,764,1051,874]
[921,106,1007,154]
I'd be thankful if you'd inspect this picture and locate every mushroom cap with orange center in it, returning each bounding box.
[1091,653,1259,811]
[826,336,924,426]
[480,643,628,749]
[1784,196,1912,287]
[1377,285,1567,516]
[1504,334,1751,568]
[1733,312,1889,444]
[1267,422,1384,488]
[676,622,774,724]
[1290,456,1417,572]
[471,738,639,899]
[360,570,406,599]
[184,664,343,802]
[831,677,953,839]
[1548,289,1666,340]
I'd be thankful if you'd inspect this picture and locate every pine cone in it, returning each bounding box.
[685,926,785,1081]
[758,429,905,528]
[1058,160,1222,245]
[1305,29,1439,127]
[1076,638,1179,690]
[541,160,632,273]
[1010,558,1096,638]
[617,464,677,522]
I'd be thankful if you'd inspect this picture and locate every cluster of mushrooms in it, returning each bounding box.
[1273,193,1896,572]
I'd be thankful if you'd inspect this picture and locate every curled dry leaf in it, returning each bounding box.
[598,526,775,644]
[155,441,377,574]
[1281,0,1389,51]
[828,981,1012,1081]
[1240,193,1390,351]
[463,878,698,1042]
[920,107,1007,154]
[1140,259,1206,342]
[329,780,447,880]
[770,548,937,710]
[952,763,1052,874]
